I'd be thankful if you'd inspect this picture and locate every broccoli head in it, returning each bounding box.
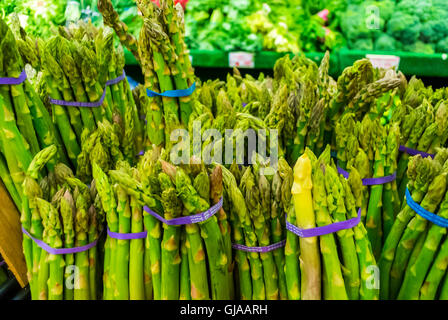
[387,11,422,45]
[374,34,398,51]
[420,20,448,43]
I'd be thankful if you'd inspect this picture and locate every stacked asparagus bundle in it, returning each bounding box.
[99,0,194,151]
[37,22,142,169]
[379,149,448,300]
[390,87,448,204]
[220,156,291,300]
[21,146,103,300]
[288,146,379,300]
[0,18,67,212]
[93,147,233,300]
[335,113,400,259]
[76,119,125,183]
[327,59,404,151]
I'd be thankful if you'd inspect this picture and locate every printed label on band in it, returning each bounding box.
[337,166,396,185]
[107,227,147,240]
[146,82,196,98]
[0,69,27,85]
[406,188,448,228]
[22,226,99,255]
[143,197,222,226]
[49,71,126,107]
[286,208,361,238]
[399,145,434,159]
[232,240,286,253]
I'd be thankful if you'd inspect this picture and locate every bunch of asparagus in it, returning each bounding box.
[288,146,379,300]
[21,146,103,300]
[220,156,291,300]
[390,89,448,204]
[76,119,126,183]
[326,60,404,151]
[335,113,400,259]
[98,0,194,151]
[0,18,67,212]
[93,147,233,300]
[379,149,448,300]
[36,22,142,169]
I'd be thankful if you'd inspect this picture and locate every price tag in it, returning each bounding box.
[229,52,255,68]
[366,54,400,70]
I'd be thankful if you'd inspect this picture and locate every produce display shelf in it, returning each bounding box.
[125,48,448,78]
[339,49,448,78]
[125,49,340,76]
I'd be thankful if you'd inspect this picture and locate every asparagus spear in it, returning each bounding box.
[130,195,145,300]
[222,165,265,300]
[114,184,130,300]
[60,190,75,300]
[210,166,235,300]
[314,157,348,300]
[223,182,252,300]
[159,172,182,300]
[325,162,360,300]
[179,228,191,300]
[365,126,386,260]
[92,162,117,300]
[73,188,90,300]
[292,151,321,300]
[379,153,444,299]
[345,168,379,300]
[241,166,279,300]
[397,186,448,299]
[419,238,448,300]
[46,196,65,300]
[390,171,447,299]
[97,0,140,62]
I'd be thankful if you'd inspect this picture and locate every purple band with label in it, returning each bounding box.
[22,226,99,255]
[107,227,147,240]
[143,197,223,226]
[337,166,396,186]
[0,69,27,85]
[49,71,126,107]
[0,260,5,267]
[286,208,361,238]
[399,145,434,159]
[232,239,286,253]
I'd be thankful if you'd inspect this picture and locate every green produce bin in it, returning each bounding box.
[125,49,339,75]
[339,48,448,77]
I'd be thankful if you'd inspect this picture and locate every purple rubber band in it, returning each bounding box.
[337,166,396,186]
[242,102,247,107]
[107,227,147,240]
[399,145,434,159]
[105,71,126,86]
[138,150,145,156]
[286,208,361,238]
[143,197,223,226]
[232,239,286,253]
[0,69,27,85]
[49,71,126,108]
[0,260,5,267]
[22,226,99,255]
